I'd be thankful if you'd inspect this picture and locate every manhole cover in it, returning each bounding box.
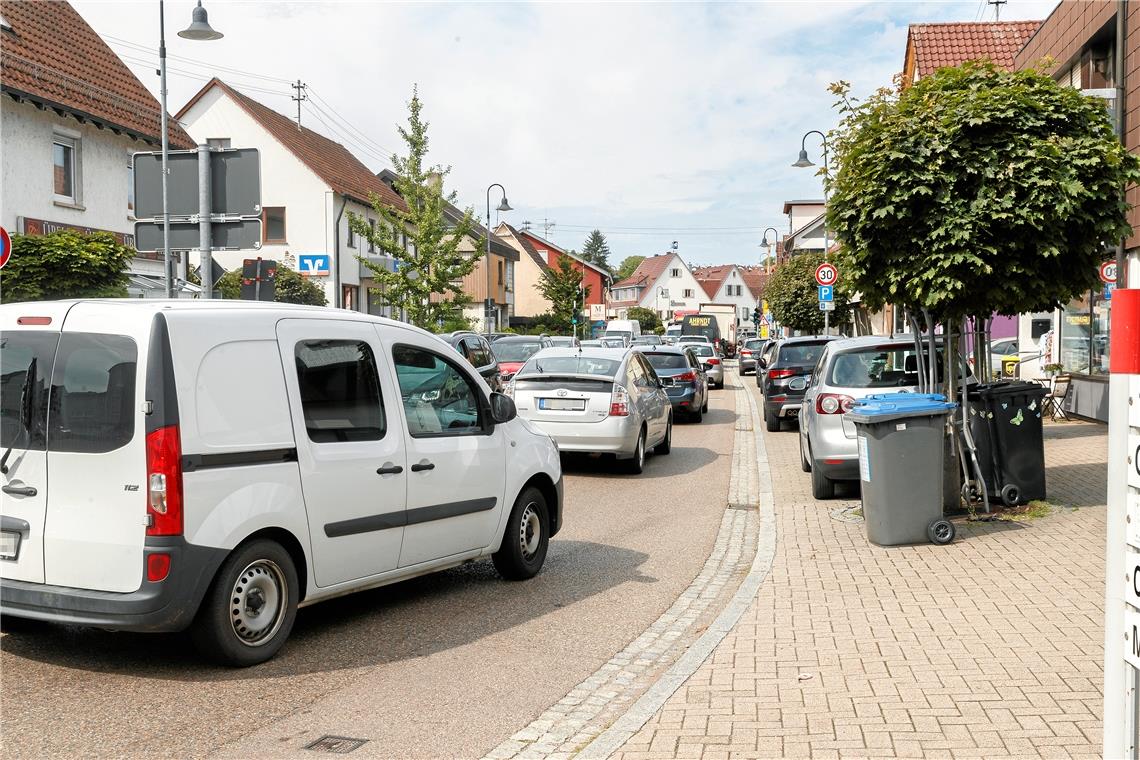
[304,735,368,754]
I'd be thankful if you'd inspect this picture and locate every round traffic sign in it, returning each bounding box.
[1099,260,1117,284]
[0,226,10,270]
[815,262,838,286]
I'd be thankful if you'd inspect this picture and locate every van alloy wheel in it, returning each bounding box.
[229,559,288,647]
[519,502,542,561]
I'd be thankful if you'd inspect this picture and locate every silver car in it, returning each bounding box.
[738,337,765,375]
[798,334,972,499]
[687,343,724,389]
[508,348,672,474]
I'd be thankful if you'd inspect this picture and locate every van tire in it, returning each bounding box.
[493,487,549,581]
[190,539,299,667]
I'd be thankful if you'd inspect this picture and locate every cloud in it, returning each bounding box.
[74,0,1060,265]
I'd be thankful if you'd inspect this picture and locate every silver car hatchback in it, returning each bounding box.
[798,335,971,499]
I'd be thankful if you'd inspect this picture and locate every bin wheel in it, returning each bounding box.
[999,483,1021,507]
[927,519,955,545]
[961,482,980,504]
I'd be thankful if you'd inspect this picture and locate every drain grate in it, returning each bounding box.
[304,735,369,754]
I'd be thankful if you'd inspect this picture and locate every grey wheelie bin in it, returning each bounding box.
[848,394,958,546]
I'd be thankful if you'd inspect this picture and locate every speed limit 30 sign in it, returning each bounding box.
[815,262,838,286]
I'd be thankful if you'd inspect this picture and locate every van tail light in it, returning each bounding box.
[146,425,183,536]
[768,368,794,379]
[609,384,630,417]
[676,371,697,383]
[816,393,856,415]
[147,553,171,582]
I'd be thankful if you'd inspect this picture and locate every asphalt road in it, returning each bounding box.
[0,384,738,760]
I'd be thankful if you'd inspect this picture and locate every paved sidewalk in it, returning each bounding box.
[613,385,1108,760]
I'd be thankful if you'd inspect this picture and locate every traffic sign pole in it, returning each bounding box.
[815,263,839,335]
[198,144,213,299]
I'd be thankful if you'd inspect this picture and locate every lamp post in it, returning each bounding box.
[160,0,223,298]
[760,226,780,275]
[485,183,512,335]
[793,130,829,334]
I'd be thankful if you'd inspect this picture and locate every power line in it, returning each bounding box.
[105,35,292,84]
[303,103,394,168]
[116,52,290,98]
[307,89,400,158]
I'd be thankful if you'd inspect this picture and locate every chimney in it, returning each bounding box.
[425,172,443,192]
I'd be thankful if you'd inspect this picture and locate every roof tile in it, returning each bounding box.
[613,253,673,289]
[908,21,1041,77]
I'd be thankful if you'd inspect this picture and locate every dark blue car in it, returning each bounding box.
[635,345,710,422]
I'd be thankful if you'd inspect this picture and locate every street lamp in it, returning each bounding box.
[760,226,780,275]
[159,0,223,298]
[794,129,830,333]
[485,183,512,335]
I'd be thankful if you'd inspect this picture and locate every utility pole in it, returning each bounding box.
[521,220,532,233]
[291,79,307,129]
[543,218,556,237]
[987,0,1006,20]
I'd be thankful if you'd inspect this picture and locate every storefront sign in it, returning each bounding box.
[19,217,134,248]
[298,254,331,277]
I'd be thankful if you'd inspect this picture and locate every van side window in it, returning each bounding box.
[295,340,386,443]
[392,345,482,437]
[0,331,58,451]
[48,333,138,454]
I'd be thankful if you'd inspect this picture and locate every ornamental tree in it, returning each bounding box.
[580,229,613,271]
[216,254,327,305]
[1,231,133,302]
[536,256,589,332]
[764,250,851,334]
[827,62,1140,321]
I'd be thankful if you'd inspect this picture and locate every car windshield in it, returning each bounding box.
[743,339,763,350]
[493,341,543,362]
[601,338,626,348]
[643,353,688,370]
[519,355,621,378]
[828,345,963,387]
[778,343,826,365]
[548,337,576,347]
[691,345,714,357]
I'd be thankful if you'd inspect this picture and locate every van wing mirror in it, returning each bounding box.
[489,392,517,424]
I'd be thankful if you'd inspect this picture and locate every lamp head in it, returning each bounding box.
[496,197,513,212]
[179,1,224,41]
[792,148,814,168]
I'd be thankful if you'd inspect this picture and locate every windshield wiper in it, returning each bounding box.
[1,357,37,475]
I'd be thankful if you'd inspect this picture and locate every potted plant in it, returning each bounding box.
[1043,362,1064,378]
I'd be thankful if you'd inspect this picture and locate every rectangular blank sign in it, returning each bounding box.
[134,220,262,252]
[133,148,260,219]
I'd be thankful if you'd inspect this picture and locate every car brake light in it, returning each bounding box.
[609,384,630,417]
[816,393,856,415]
[676,371,697,382]
[768,368,794,379]
[146,425,183,536]
[706,358,720,365]
[17,316,52,325]
[147,553,171,582]
[741,350,752,357]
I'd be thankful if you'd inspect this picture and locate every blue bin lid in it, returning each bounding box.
[849,392,956,421]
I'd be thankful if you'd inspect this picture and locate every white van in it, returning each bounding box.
[0,300,562,665]
[603,319,642,347]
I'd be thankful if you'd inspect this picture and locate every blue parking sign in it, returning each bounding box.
[817,285,834,302]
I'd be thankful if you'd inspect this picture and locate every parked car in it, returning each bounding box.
[580,339,603,347]
[631,335,663,346]
[798,334,973,498]
[677,335,712,347]
[738,337,766,375]
[492,335,554,381]
[687,343,724,389]
[437,331,502,392]
[600,337,627,348]
[759,336,837,431]
[634,345,710,422]
[507,347,672,474]
[0,300,562,665]
[548,336,581,348]
[755,339,778,387]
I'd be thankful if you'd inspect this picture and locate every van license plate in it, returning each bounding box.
[0,531,21,561]
[539,398,586,411]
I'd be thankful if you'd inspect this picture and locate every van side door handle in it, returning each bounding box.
[410,460,435,472]
[376,464,404,475]
[2,484,37,497]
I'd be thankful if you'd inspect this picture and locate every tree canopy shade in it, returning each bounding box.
[349,87,480,328]
[764,251,851,334]
[827,62,1140,321]
[627,306,661,332]
[1,231,133,302]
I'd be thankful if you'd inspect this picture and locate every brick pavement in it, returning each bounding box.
[611,382,1108,760]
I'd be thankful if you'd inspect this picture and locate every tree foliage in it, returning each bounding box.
[764,251,851,334]
[626,306,661,332]
[216,254,327,305]
[537,256,589,332]
[580,229,613,270]
[615,255,645,281]
[349,86,480,328]
[827,62,1140,320]
[1,231,133,302]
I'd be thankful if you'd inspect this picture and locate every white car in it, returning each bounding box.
[0,300,562,666]
[507,348,672,474]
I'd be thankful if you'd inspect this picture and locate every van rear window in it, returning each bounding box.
[0,331,58,451]
[49,334,138,453]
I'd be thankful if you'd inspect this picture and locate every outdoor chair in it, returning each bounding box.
[1043,374,1071,421]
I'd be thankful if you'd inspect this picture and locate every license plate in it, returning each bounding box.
[539,398,586,411]
[0,531,21,561]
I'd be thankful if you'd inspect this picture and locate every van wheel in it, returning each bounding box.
[493,487,549,581]
[191,539,298,667]
[657,417,672,455]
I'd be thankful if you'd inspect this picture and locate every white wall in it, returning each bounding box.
[0,98,163,277]
[707,267,759,326]
[787,202,825,235]
[638,254,706,318]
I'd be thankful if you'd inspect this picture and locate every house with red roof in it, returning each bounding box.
[177,78,408,312]
[0,0,196,296]
[691,264,766,331]
[608,252,706,322]
[501,226,613,315]
[494,223,553,318]
[902,20,1041,87]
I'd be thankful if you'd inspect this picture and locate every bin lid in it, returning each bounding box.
[848,393,956,425]
[974,380,1047,399]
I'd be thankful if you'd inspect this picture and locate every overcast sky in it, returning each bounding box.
[75,0,1059,267]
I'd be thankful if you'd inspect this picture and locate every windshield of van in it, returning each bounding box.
[827,345,963,388]
[493,341,543,363]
